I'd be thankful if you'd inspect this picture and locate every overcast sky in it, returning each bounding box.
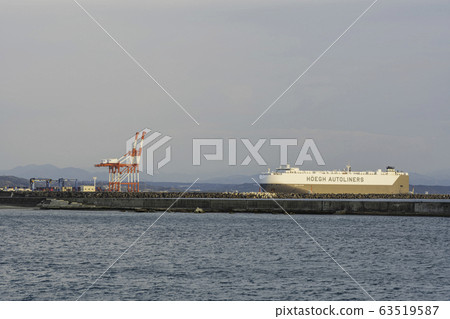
[1,0,449,181]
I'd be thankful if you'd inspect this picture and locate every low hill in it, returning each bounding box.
[0,176,29,188]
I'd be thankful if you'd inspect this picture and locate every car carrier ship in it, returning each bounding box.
[259,165,409,194]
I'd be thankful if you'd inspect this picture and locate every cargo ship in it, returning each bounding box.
[259,165,409,194]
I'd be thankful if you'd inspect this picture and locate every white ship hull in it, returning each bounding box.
[259,165,409,194]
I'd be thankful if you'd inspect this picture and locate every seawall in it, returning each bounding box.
[0,197,47,207]
[37,197,450,217]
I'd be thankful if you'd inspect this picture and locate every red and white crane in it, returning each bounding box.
[95,131,146,192]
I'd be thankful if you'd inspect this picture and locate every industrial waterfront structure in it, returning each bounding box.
[95,131,146,192]
[28,178,96,192]
[30,178,78,191]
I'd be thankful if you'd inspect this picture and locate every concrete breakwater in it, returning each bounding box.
[2,191,450,216]
[37,197,450,217]
[15,191,450,200]
[0,196,47,207]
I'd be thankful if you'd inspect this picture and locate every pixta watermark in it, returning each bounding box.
[126,128,172,176]
[192,138,325,166]
[127,129,325,176]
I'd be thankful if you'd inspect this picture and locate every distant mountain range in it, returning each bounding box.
[1,164,450,187]
[408,172,450,186]
[0,164,106,182]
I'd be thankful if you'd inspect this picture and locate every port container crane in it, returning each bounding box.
[95,131,146,192]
